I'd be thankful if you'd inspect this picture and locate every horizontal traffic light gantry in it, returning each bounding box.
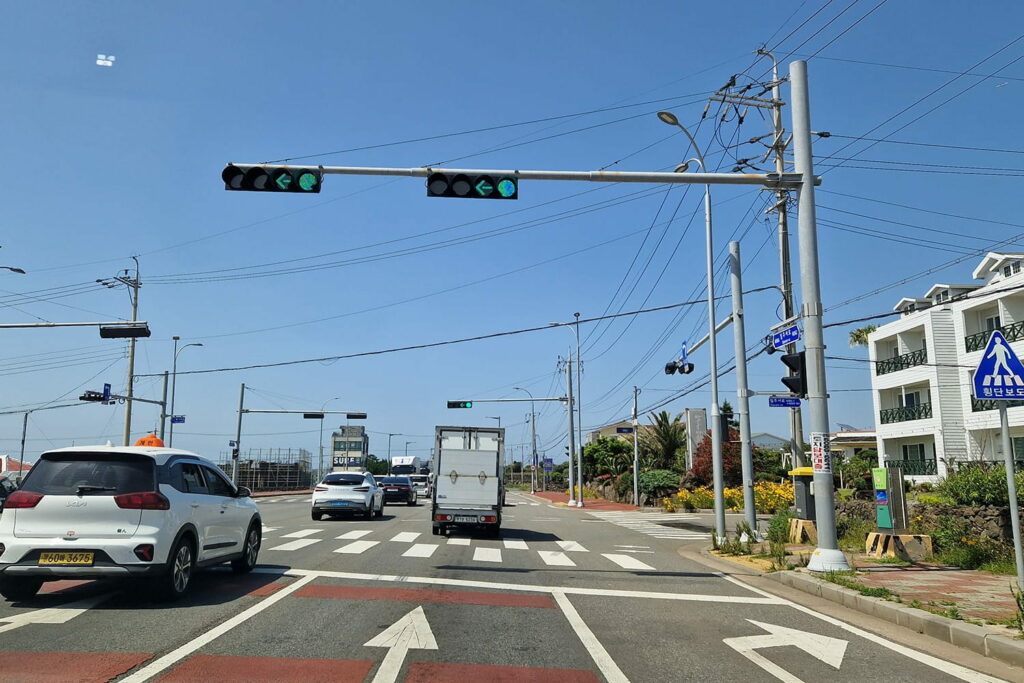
[427,173,517,200]
[447,400,473,409]
[222,165,323,193]
[780,351,807,397]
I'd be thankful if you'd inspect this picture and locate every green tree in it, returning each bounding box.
[584,437,634,477]
[639,411,687,472]
[848,324,877,348]
[365,454,388,476]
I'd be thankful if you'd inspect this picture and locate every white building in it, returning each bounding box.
[868,252,1024,479]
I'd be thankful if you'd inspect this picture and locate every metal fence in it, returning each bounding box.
[218,448,314,492]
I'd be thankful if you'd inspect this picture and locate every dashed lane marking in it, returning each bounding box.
[280,529,321,539]
[555,540,588,553]
[447,537,471,546]
[336,530,373,540]
[503,538,529,550]
[538,551,575,567]
[335,540,380,554]
[389,532,420,543]
[267,539,321,552]
[401,543,439,558]
[602,553,655,571]
[473,547,502,563]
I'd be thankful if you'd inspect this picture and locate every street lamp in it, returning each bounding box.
[487,416,501,428]
[514,387,538,493]
[405,441,414,458]
[318,396,341,478]
[0,266,26,275]
[168,336,203,448]
[386,433,401,474]
[658,110,726,541]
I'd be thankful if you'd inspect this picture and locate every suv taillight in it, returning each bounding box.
[114,491,170,510]
[315,485,328,492]
[352,486,369,492]
[5,491,43,508]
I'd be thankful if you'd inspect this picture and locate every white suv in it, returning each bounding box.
[0,446,261,601]
[311,471,383,520]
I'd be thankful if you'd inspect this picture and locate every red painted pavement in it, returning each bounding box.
[157,655,373,682]
[38,580,91,595]
[295,584,555,609]
[406,662,601,682]
[0,651,150,682]
[531,491,636,511]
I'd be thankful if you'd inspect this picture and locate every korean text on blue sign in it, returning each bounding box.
[772,325,801,350]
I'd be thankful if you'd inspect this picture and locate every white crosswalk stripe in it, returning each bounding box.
[555,540,588,553]
[447,537,471,546]
[503,538,528,550]
[538,551,575,566]
[586,511,708,541]
[389,532,420,543]
[281,529,321,539]
[336,530,373,540]
[603,553,655,570]
[473,547,502,563]
[335,540,379,554]
[261,526,278,535]
[402,544,438,558]
[267,538,321,552]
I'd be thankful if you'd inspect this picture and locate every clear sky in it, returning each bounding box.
[2,1,1023,466]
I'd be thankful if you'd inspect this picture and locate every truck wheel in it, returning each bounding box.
[431,525,440,536]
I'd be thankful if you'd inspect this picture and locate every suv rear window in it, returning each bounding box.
[21,453,155,495]
[323,474,364,486]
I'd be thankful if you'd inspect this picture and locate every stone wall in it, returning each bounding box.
[836,501,1013,543]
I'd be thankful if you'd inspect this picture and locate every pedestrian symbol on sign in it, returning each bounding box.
[973,331,1024,399]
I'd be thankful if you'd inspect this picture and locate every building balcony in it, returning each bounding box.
[971,397,1024,412]
[885,459,938,476]
[965,320,1024,352]
[879,403,932,424]
[875,348,927,375]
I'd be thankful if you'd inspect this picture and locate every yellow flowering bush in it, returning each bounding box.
[661,481,794,513]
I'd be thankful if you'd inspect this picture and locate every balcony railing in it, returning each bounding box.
[971,397,1024,412]
[965,320,1024,352]
[879,402,932,424]
[885,459,938,476]
[875,348,927,375]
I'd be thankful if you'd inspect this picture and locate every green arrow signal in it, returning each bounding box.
[274,174,292,190]
[474,178,493,196]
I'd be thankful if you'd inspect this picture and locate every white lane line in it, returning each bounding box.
[281,529,320,539]
[473,547,502,563]
[120,573,318,683]
[389,532,420,543]
[552,591,628,683]
[614,545,649,549]
[267,539,321,552]
[447,537,471,546]
[335,540,380,554]
[535,517,561,521]
[402,544,438,558]
[555,540,588,553]
[603,553,655,571]
[261,526,278,534]
[337,530,373,540]
[538,551,575,567]
[618,550,655,554]
[503,538,528,550]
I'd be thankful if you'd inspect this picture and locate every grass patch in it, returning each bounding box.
[823,570,893,599]
[871,556,912,567]
[980,557,1019,576]
[836,516,874,553]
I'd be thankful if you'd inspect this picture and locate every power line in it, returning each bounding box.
[821,134,1024,156]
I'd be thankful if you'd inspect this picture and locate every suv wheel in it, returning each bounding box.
[232,523,261,574]
[0,576,42,601]
[158,536,194,600]
[311,510,323,521]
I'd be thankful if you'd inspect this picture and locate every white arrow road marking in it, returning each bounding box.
[0,594,107,635]
[365,605,438,683]
[723,619,847,683]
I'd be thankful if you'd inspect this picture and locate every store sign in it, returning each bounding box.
[810,432,831,474]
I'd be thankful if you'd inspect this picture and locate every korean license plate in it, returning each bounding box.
[38,552,94,566]
[330,500,348,506]
[454,516,476,523]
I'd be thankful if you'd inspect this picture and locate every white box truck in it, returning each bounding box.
[431,426,504,536]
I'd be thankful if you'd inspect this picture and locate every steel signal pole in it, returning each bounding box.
[729,242,756,532]
[632,386,640,508]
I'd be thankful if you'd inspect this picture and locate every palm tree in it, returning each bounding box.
[639,410,686,470]
[849,324,877,348]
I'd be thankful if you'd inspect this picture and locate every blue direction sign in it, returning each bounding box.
[769,396,801,408]
[772,325,801,350]
[616,426,635,434]
[973,330,1024,399]
[102,383,111,402]
[171,415,185,424]
[542,458,553,472]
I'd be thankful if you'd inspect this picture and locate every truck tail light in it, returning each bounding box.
[481,515,497,523]
[114,491,170,510]
[435,514,452,522]
[5,491,43,508]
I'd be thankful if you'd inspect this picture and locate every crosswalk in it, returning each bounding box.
[257,497,313,504]
[585,511,710,541]
[260,525,656,571]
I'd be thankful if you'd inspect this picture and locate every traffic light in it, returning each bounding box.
[664,360,695,375]
[222,164,323,193]
[426,173,518,200]
[447,400,473,409]
[780,351,807,397]
[80,390,106,402]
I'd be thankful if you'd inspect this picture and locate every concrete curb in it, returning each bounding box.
[765,569,1024,669]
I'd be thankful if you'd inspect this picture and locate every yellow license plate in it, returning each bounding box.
[38,552,94,566]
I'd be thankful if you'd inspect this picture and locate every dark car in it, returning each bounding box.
[378,476,417,506]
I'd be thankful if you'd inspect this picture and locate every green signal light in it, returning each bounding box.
[496,178,517,198]
[464,401,473,408]
[297,172,320,191]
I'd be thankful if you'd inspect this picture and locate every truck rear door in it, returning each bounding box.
[436,449,498,507]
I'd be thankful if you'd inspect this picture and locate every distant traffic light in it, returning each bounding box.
[447,400,473,409]
[80,390,106,402]
[222,165,322,193]
[664,360,695,375]
[427,173,518,200]
[780,351,807,397]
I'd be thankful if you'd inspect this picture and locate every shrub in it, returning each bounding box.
[836,514,874,552]
[931,516,1011,570]
[689,429,743,487]
[615,472,633,500]
[637,470,679,502]
[767,509,795,565]
[914,492,953,505]
[939,464,1024,507]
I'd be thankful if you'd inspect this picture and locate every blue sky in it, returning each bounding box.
[2,2,1023,465]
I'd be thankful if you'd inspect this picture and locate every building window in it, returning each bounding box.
[1015,261,1022,274]
[985,314,1001,331]
[901,443,926,461]
[901,391,921,408]
[1004,265,1013,277]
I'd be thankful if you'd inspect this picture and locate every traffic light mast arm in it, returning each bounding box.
[447,397,567,404]
[241,409,367,415]
[225,163,815,189]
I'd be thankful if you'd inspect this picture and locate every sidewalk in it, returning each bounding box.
[529,491,637,511]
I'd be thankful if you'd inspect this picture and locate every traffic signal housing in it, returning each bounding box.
[222,165,323,193]
[447,400,473,409]
[427,173,518,200]
[664,360,695,375]
[80,390,106,402]
[780,351,807,397]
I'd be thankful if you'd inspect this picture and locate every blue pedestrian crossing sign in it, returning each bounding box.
[973,331,1024,399]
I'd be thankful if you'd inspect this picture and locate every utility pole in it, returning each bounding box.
[159,371,168,441]
[232,383,245,483]
[574,312,584,508]
[104,257,141,447]
[792,60,847,572]
[632,386,640,508]
[729,242,757,532]
[565,352,577,506]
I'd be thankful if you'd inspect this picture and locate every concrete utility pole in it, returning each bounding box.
[565,352,577,506]
[119,258,141,447]
[573,313,584,508]
[729,242,757,532]
[158,371,168,441]
[232,383,245,483]
[791,60,847,572]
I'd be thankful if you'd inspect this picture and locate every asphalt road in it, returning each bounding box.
[0,491,1015,682]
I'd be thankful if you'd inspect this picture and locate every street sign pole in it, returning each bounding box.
[998,403,1024,590]
[632,386,640,509]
